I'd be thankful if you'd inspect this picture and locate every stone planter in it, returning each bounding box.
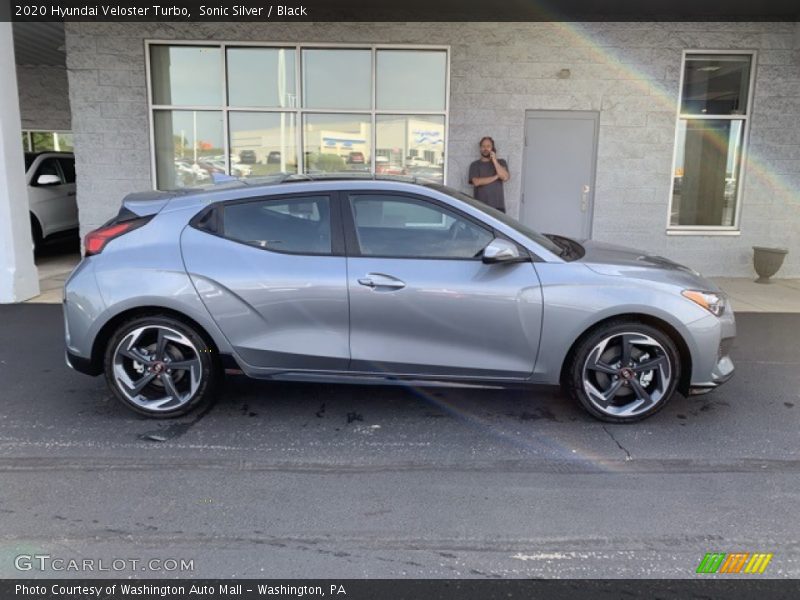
[753,246,788,283]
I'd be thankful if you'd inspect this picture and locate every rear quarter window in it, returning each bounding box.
[221,195,332,255]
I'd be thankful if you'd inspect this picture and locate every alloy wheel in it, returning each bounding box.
[111,325,203,412]
[581,332,672,419]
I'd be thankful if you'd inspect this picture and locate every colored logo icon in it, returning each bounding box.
[696,552,773,574]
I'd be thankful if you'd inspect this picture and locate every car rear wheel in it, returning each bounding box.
[104,315,218,418]
[565,320,681,423]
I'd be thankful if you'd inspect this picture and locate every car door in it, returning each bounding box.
[56,156,79,229]
[28,156,73,236]
[343,190,543,379]
[181,192,350,370]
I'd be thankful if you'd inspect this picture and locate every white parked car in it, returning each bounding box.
[26,152,78,250]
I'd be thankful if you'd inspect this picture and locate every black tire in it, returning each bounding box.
[103,315,218,418]
[30,215,43,254]
[563,320,681,423]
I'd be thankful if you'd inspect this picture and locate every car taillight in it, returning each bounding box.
[84,216,151,256]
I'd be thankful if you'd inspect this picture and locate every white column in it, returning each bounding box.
[0,22,39,303]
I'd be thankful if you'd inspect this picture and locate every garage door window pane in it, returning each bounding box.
[153,110,224,189]
[376,115,444,182]
[150,46,222,106]
[376,50,446,111]
[230,112,298,177]
[227,47,296,108]
[350,194,493,259]
[303,114,371,173]
[671,119,743,227]
[302,49,371,110]
[681,55,751,116]
[223,195,331,254]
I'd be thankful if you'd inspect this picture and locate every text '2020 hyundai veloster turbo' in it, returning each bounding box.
[64,176,735,423]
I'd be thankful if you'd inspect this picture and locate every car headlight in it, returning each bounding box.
[682,290,726,316]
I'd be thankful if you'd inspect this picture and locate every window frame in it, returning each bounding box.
[190,192,345,257]
[341,190,496,261]
[22,130,73,153]
[145,40,450,191]
[666,49,757,235]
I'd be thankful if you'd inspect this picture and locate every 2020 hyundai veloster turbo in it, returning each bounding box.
[63,176,735,423]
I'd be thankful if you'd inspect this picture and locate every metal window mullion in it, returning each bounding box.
[371,47,376,175]
[679,114,748,120]
[374,110,448,116]
[228,106,302,113]
[151,104,224,111]
[296,44,303,173]
[145,39,158,189]
[294,107,373,114]
[146,39,448,51]
[443,47,450,185]
[221,42,230,176]
[735,50,758,232]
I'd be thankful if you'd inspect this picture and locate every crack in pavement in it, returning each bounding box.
[602,425,632,461]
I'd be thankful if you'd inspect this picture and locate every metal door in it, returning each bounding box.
[521,111,599,239]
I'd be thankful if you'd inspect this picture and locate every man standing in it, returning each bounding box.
[468,136,510,212]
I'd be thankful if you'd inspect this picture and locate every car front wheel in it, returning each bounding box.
[565,320,681,423]
[104,315,218,418]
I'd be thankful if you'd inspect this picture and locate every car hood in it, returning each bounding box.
[575,239,722,292]
[577,239,693,270]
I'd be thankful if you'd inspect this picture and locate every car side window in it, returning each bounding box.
[34,158,64,185]
[222,195,332,255]
[349,193,494,259]
[58,158,76,184]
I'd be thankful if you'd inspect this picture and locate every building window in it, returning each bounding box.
[668,52,755,231]
[147,42,449,190]
[22,130,74,153]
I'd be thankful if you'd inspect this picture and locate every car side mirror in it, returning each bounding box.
[481,238,527,264]
[37,174,61,186]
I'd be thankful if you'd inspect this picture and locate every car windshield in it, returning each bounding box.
[424,183,563,256]
[24,153,37,172]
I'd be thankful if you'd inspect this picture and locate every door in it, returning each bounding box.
[521,110,599,239]
[56,156,79,229]
[343,191,543,379]
[181,193,350,370]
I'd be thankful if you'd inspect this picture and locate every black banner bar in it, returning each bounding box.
[3,579,800,600]
[2,0,800,22]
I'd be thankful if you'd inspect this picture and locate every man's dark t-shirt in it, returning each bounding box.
[468,158,508,211]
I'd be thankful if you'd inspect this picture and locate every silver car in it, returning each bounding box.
[64,176,735,423]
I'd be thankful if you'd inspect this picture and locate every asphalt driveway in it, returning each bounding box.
[0,305,798,578]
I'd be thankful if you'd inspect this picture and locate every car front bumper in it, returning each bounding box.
[685,307,736,395]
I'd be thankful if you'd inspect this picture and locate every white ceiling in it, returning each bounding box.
[13,22,66,66]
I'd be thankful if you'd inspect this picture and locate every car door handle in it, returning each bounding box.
[358,274,406,290]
